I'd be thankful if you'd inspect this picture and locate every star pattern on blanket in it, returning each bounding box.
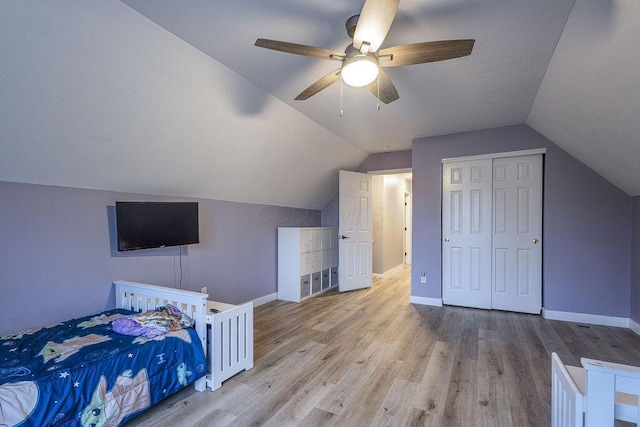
[0,307,207,427]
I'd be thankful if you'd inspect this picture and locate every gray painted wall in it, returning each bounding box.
[632,196,640,323]
[0,181,320,335]
[412,125,632,317]
[321,193,338,227]
[358,150,412,173]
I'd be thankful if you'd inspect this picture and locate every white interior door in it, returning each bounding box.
[339,170,372,292]
[491,155,543,314]
[442,159,493,309]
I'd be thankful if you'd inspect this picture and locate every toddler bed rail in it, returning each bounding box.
[551,352,640,427]
[206,301,254,391]
[552,352,584,426]
[114,280,254,392]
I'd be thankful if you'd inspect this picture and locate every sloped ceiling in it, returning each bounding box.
[121,0,640,196]
[527,0,640,196]
[121,0,575,153]
[0,1,365,210]
[0,0,638,211]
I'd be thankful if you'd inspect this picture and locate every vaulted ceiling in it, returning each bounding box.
[122,0,640,196]
[0,0,638,212]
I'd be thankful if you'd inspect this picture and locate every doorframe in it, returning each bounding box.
[404,192,412,265]
[368,168,412,175]
[442,148,546,164]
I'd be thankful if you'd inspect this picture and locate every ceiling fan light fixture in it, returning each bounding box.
[341,55,379,87]
[255,0,474,103]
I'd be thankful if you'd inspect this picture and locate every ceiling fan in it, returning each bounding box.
[254,0,475,104]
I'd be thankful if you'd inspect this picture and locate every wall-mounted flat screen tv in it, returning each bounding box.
[116,202,199,251]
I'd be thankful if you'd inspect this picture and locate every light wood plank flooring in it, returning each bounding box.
[128,267,640,426]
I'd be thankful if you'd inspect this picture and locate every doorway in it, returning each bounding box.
[371,171,412,278]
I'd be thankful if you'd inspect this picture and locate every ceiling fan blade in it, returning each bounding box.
[295,69,342,101]
[353,0,400,53]
[255,39,345,60]
[366,70,399,104]
[379,39,475,67]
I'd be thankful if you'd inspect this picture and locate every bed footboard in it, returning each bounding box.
[582,357,640,426]
[113,280,209,391]
[551,352,640,427]
[552,352,584,427]
[207,301,254,391]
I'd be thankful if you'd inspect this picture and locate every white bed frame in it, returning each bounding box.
[551,352,640,427]
[113,280,253,392]
[206,300,254,391]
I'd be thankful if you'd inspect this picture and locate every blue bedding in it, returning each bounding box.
[0,309,207,427]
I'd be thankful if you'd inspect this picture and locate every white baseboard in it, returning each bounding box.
[630,319,640,337]
[373,264,405,279]
[410,295,443,307]
[542,308,630,328]
[250,292,277,308]
[383,264,405,277]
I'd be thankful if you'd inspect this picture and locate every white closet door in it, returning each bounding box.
[491,155,543,314]
[442,159,493,309]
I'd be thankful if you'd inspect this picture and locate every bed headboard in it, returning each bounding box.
[113,280,208,353]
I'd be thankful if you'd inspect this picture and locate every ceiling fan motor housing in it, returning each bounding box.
[344,44,364,59]
[346,15,359,39]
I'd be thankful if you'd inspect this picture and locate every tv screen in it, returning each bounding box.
[116,202,199,251]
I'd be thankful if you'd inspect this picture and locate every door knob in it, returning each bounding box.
[444,238,450,242]
[533,239,539,244]
[340,235,350,239]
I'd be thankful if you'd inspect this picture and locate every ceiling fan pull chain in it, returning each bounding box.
[340,77,344,117]
[377,75,381,111]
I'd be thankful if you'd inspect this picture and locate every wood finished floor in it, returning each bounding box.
[128,267,640,426]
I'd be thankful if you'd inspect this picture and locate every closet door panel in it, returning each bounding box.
[442,159,492,309]
[491,155,542,314]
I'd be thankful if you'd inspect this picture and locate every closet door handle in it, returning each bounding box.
[444,238,450,242]
[533,239,539,244]
[340,235,350,239]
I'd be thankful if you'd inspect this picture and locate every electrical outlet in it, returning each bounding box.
[420,272,427,284]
